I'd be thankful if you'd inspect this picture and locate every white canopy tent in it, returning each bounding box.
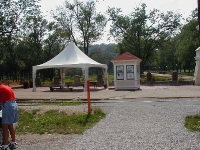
[32,42,108,92]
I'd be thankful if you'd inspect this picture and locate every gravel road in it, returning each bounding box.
[17,98,200,150]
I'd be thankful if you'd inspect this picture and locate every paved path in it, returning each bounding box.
[13,85,200,101]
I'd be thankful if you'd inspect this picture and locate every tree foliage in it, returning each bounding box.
[90,43,118,74]
[0,0,41,38]
[53,0,107,55]
[0,0,42,80]
[174,9,199,72]
[107,3,182,73]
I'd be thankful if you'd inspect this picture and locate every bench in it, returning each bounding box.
[49,86,62,92]
[65,84,75,92]
[65,83,84,92]
[40,84,73,92]
[39,85,61,91]
[89,81,97,88]
[49,82,95,92]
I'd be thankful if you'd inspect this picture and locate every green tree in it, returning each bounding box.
[22,16,48,64]
[41,22,68,80]
[0,0,41,38]
[16,15,49,79]
[175,9,198,73]
[53,0,107,55]
[0,0,41,80]
[90,44,117,74]
[158,40,177,72]
[107,3,182,73]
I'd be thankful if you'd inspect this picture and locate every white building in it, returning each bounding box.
[194,47,200,85]
[111,52,142,90]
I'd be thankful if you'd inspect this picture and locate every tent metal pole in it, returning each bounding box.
[32,68,36,92]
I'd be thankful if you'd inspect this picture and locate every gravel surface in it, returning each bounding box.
[17,98,200,150]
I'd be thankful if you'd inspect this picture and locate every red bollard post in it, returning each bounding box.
[87,80,91,114]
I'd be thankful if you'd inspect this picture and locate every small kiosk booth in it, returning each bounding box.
[111,52,142,90]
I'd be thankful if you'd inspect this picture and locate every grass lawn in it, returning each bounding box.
[16,102,106,135]
[185,114,200,132]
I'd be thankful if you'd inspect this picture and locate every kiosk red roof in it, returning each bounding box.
[111,52,142,61]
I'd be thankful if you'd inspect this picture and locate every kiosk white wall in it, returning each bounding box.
[111,52,142,90]
[194,47,200,85]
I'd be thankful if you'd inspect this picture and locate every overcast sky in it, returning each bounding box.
[39,0,198,44]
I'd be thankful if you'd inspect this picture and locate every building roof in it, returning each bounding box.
[111,52,142,61]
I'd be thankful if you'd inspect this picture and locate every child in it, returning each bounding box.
[0,83,18,150]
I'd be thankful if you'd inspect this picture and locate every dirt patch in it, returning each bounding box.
[18,103,88,115]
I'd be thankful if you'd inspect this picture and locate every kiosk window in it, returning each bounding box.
[126,65,134,80]
[116,65,124,80]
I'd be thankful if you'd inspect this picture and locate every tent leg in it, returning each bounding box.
[32,69,36,92]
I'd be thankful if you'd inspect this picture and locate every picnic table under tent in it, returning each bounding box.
[32,42,108,92]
